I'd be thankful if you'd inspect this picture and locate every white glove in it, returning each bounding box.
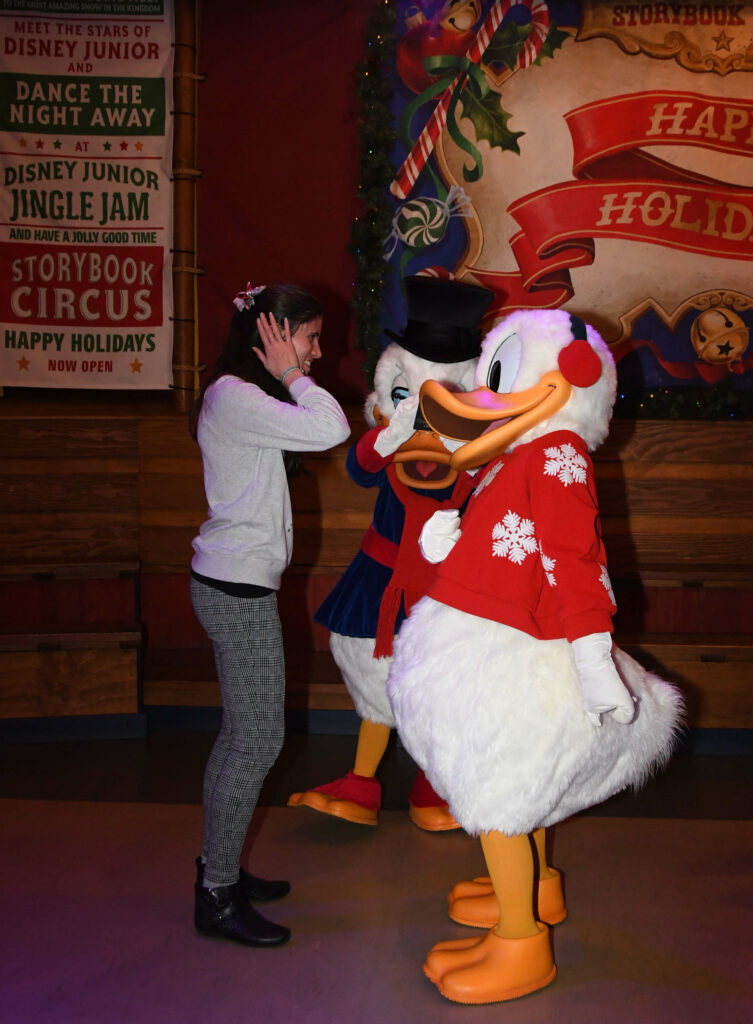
[419,508,461,564]
[571,632,636,727]
[373,395,419,457]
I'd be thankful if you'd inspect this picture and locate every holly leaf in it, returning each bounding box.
[458,88,524,154]
[534,24,570,65]
[482,21,531,73]
[482,20,570,72]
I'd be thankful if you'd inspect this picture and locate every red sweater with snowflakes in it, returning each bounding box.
[429,430,616,642]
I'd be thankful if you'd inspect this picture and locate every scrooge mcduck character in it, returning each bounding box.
[288,276,494,830]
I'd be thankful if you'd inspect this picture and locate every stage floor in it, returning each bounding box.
[2,733,752,1023]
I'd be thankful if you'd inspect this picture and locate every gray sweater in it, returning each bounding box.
[191,373,350,588]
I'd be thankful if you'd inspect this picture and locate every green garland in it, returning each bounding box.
[349,0,397,388]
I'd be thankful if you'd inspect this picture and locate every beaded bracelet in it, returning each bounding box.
[280,366,300,385]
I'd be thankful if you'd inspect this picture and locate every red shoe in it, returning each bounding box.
[288,771,381,826]
[408,769,461,832]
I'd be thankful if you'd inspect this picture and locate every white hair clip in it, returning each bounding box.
[233,282,266,312]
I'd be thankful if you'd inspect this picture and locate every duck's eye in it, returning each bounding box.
[486,333,521,393]
[391,385,410,407]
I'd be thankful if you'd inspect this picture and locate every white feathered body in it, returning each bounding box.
[323,341,478,729]
[385,309,684,835]
[388,597,683,836]
[331,633,394,726]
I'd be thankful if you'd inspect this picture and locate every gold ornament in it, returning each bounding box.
[438,0,482,34]
[690,308,749,366]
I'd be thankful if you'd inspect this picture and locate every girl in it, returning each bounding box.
[190,283,350,946]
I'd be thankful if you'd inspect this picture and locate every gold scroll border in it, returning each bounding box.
[577,8,753,77]
[615,289,753,346]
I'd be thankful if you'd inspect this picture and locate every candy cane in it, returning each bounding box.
[390,0,550,200]
[516,0,550,68]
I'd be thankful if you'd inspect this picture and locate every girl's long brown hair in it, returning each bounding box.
[190,283,322,475]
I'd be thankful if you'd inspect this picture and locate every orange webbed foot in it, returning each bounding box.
[408,802,461,831]
[448,869,567,927]
[423,933,487,985]
[425,924,556,1005]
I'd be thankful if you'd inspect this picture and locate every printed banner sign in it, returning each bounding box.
[0,0,174,389]
[383,0,753,404]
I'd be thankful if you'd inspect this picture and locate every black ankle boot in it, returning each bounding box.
[194,881,290,947]
[196,858,290,903]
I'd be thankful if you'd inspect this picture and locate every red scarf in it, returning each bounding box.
[372,466,474,658]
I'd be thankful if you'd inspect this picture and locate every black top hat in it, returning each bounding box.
[384,275,494,364]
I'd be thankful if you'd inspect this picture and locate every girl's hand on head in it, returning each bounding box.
[256,313,302,382]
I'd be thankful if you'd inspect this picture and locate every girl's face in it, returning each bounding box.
[291,317,323,375]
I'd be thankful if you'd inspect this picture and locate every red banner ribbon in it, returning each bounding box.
[566,91,753,177]
[469,89,753,320]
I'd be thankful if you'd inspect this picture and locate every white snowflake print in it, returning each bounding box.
[492,511,538,565]
[539,542,557,586]
[473,461,502,498]
[543,443,588,486]
[599,564,616,605]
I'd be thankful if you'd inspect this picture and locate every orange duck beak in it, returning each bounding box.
[419,371,573,471]
[372,403,457,489]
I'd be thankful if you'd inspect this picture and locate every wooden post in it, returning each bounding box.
[171,0,203,413]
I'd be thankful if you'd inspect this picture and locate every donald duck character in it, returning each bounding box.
[288,275,493,830]
[386,308,684,1004]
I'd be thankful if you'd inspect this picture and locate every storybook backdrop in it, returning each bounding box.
[355,0,753,417]
[0,0,174,389]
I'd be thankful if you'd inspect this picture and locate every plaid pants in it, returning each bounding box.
[190,577,285,886]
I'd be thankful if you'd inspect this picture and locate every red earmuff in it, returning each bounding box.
[558,332,602,388]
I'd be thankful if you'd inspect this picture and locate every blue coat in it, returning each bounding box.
[314,439,459,638]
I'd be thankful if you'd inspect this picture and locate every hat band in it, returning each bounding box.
[385,320,481,364]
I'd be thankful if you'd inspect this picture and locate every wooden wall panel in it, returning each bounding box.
[620,637,753,729]
[1,402,751,727]
[614,583,753,635]
[0,419,139,458]
[0,474,139,514]
[0,409,141,566]
[1,577,137,631]
[139,520,201,573]
[142,647,354,711]
[0,648,139,718]
[139,458,206,510]
[289,463,376,517]
[138,415,196,458]
[600,520,753,572]
[0,457,138,476]
[140,571,205,649]
[0,511,139,564]
[599,420,753,462]
[142,636,753,728]
[596,473,753,518]
[291,527,363,570]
